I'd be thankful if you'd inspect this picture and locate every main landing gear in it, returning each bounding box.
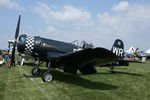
[31,59,41,75]
[31,60,53,82]
[42,72,53,82]
[42,62,53,82]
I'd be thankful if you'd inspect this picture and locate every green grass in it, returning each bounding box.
[0,61,150,100]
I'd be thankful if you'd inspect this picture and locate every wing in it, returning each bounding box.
[52,47,117,67]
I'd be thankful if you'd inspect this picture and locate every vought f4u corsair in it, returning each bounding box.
[9,15,129,82]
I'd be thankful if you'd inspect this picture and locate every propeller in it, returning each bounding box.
[9,15,21,68]
[132,48,139,54]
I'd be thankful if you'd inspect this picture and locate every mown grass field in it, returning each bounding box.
[0,61,150,100]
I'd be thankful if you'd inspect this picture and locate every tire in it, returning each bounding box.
[42,72,53,82]
[31,68,41,75]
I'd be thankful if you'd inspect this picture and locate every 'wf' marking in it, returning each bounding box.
[113,46,123,57]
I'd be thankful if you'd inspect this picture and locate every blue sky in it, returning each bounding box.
[0,0,150,51]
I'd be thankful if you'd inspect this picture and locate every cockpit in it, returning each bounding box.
[71,40,94,49]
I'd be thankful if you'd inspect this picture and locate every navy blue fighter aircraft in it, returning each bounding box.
[9,15,128,82]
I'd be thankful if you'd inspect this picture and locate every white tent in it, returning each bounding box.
[145,49,150,54]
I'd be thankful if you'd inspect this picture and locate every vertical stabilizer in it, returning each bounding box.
[111,39,124,59]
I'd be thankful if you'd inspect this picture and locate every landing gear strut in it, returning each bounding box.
[110,66,114,74]
[42,62,53,82]
[31,59,41,75]
[31,67,41,75]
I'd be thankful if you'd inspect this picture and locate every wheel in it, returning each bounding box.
[31,68,41,75]
[42,72,53,82]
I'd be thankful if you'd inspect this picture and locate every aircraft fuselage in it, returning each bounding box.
[17,34,78,61]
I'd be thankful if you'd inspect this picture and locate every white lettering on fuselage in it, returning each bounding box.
[112,46,123,57]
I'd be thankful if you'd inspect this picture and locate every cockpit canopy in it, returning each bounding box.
[71,40,94,49]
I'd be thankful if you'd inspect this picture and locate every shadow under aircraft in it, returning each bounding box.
[23,69,118,90]
[9,15,129,82]
[95,71,144,76]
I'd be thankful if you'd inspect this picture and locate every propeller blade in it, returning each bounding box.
[15,15,21,40]
[9,15,21,68]
[10,44,16,68]
[136,48,139,51]
[7,44,10,54]
[132,48,134,51]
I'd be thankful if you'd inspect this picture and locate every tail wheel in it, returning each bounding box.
[42,72,53,82]
[110,66,115,74]
[31,68,41,75]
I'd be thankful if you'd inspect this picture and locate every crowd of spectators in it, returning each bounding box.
[0,50,10,66]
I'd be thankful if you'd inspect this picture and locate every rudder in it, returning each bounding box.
[111,39,124,59]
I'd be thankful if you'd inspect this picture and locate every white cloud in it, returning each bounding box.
[29,1,150,50]
[98,3,150,34]
[0,0,23,10]
[34,2,94,27]
[112,1,129,12]
[97,12,120,30]
[46,26,58,33]
[97,2,150,49]
[34,26,60,37]
[24,25,33,30]
[50,5,56,9]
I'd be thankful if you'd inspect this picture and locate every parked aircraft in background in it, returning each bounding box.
[133,48,150,62]
[125,47,150,62]
[134,49,150,57]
